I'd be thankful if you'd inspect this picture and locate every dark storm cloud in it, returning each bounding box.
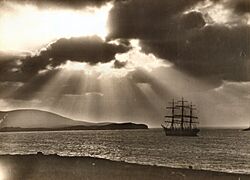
[107,0,205,40]
[0,0,113,9]
[40,36,130,66]
[233,0,250,14]
[0,36,131,100]
[0,36,130,83]
[141,26,250,81]
[141,25,250,81]
[180,11,205,29]
[0,61,59,100]
[0,54,25,82]
[107,0,250,82]
[0,51,51,83]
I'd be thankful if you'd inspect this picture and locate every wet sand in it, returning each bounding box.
[0,154,249,180]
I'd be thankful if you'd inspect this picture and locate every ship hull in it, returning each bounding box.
[162,126,200,136]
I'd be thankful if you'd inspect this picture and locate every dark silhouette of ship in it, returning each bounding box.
[161,98,200,136]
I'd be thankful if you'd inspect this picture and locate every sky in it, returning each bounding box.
[0,0,249,127]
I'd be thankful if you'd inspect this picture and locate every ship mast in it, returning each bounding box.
[190,103,193,129]
[164,98,199,129]
[177,97,188,130]
[171,99,174,128]
[162,98,200,136]
[189,103,194,129]
[189,102,198,129]
[165,99,178,129]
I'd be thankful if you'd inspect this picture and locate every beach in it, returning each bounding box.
[0,153,249,180]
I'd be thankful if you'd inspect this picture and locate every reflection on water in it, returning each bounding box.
[0,129,249,174]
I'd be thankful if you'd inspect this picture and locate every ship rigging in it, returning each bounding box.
[161,98,200,136]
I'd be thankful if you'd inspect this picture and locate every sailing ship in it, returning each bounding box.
[161,98,200,136]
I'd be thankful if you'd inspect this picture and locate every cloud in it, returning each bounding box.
[232,0,250,14]
[0,56,25,82]
[107,0,250,83]
[41,36,131,66]
[214,0,250,15]
[215,81,250,96]
[0,0,113,9]
[180,11,206,29]
[1,0,249,86]
[107,0,205,40]
[0,36,131,83]
[141,25,250,81]
[200,81,250,126]
[113,60,127,68]
[27,36,131,71]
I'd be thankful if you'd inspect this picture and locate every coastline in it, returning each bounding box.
[0,153,249,180]
[0,123,148,132]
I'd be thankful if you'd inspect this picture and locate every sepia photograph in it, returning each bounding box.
[0,0,249,179]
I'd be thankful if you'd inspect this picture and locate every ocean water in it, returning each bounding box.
[0,129,249,174]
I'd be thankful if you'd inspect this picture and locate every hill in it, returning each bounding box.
[0,109,148,131]
[0,109,91,128]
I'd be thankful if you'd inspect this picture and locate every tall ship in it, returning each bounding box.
[161,98,200,136]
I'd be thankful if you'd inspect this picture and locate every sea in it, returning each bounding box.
[0,129,249,174]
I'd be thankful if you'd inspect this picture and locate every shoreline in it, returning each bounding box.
[0,153,249,180]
